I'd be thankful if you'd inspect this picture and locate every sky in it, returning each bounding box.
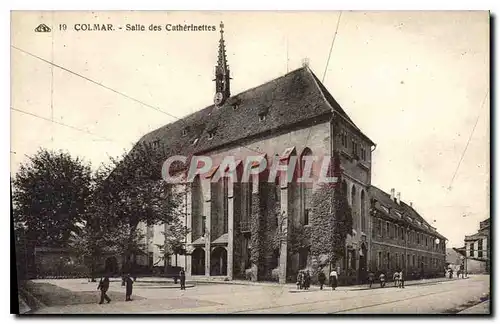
[10,11,489,248]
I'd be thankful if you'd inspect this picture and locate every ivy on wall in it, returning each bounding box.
[249,181,283,281]
[245,153,353,283]
[249,186,263,281]
[310,154,353,274]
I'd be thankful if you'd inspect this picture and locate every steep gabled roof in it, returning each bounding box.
[133,66,374,159]
[369,185,446,240]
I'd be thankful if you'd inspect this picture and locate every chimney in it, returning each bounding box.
[302,58,310,67]
[410,202,413,208]
[397,192,401,204]
[390,188,395,201]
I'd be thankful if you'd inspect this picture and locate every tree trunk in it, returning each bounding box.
[91,254,97,282]
[129,222,139,280]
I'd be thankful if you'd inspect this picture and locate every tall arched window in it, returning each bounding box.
[223,176,229,234]
[361,190,366,233]
[342,180,348,195]
[300,148,313,226]
[351,185,357,231]
[191,175,203,239]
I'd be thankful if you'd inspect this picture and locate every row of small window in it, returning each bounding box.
[376,251,443,270]
[340,131,367,161]
[373,218,443,250]
[468,239,486,258]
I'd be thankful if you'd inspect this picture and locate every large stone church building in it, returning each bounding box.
[131,22,447,284]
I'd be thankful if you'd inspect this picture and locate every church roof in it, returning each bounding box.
[369,185,446,240]
[134,66,374,159]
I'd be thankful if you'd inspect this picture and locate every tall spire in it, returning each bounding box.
[217,21,228,72]
[214,21,231,106]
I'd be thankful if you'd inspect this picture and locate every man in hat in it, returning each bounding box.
[179,268,186,290]
[318,269,326,290]
[97,275,111,304]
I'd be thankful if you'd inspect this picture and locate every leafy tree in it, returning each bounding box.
[68,167,115,281]
[101,142,185,270]
[12,149,93,275]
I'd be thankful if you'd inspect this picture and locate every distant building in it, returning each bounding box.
[446,248,463,273]
[369,187,447,279]
[455,218,490,274]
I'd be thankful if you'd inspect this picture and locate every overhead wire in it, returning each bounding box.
[11,45,185,123]
[11,107,132,144]
[447,89,489,190]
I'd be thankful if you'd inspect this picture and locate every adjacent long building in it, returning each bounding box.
[130,22,447,284]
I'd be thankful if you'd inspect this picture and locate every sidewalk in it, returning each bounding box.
[130,275,468,291]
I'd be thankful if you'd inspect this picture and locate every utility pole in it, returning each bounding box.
[405,227,409,279]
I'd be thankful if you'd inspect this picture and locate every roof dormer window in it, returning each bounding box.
[257,104,269,122]
[208,130,216,140]
[182,127,190,136]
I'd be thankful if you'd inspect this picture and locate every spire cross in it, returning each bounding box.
[220,21,224,34]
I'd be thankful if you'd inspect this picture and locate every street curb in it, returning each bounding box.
[136,284,196,289]
[458,300,490,314]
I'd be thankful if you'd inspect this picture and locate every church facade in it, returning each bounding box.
[131,22,447,283]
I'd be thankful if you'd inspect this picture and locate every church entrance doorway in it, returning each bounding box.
[191,248,205,275]
[358,243,367,283]
[210,247,227,276]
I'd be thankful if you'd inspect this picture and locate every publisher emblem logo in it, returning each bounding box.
[35,24,51,32]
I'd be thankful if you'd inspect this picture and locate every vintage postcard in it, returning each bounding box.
[11,11,490,315]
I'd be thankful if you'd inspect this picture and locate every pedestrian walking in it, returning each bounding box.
[97,275,111,304]
[393,271,400,287]
[179,268,186,290]
[368,271,375,288]
[125,273,133,301]
[304,270,311,290]
[379,272,386,288]
[398,270,405,288]
[329,269,338,290]
[449,268,453,279]
[318,270,326,290]
[296,271,303,290]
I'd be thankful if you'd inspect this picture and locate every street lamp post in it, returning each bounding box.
[404,228,407,277]
[434,238,440,277]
